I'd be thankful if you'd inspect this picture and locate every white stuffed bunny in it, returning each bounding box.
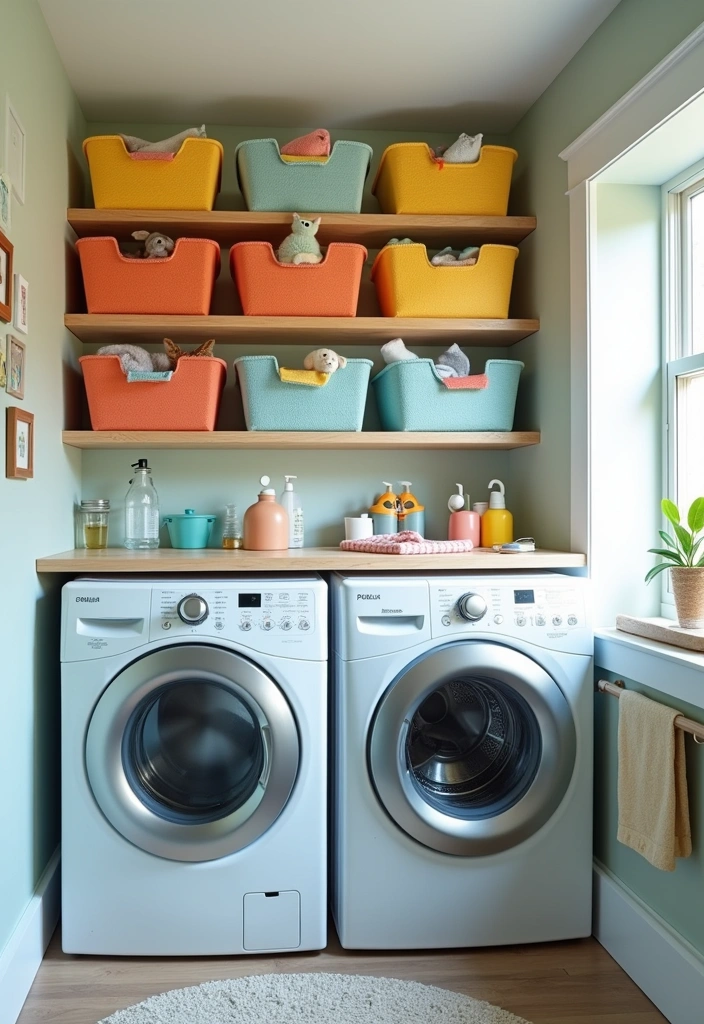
[303,348,347,374]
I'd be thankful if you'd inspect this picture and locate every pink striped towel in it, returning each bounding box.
[340,531,474,555]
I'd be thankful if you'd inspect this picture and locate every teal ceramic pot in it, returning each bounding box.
[163,509,216,549]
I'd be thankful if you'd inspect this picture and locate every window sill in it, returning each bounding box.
[595,627,704,712]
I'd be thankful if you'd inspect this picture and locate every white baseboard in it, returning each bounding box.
[593,862,704,1024]
[0,849,60,1024]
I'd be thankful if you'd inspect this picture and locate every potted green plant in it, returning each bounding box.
[646,497,704,628]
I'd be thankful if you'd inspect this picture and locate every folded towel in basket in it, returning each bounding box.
[279,367,329,387]
[441,373,489,390]
[340,531,474,555]
[126,370,174,382]
[280,129,331,157]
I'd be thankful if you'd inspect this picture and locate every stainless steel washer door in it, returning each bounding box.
[369,642,576,857]
[86,645,299,862]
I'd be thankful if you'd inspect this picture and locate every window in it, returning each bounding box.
[663,162,704,607]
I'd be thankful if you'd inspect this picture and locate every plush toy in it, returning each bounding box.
[96,344,170,373]
[277,213,323,265]
[162,338,216,368]
[303,348,347,374]
[131,230,175,258]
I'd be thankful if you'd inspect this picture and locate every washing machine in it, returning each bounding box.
[330,572,593,949]
[61,575,327,956]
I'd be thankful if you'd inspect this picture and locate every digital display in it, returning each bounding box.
[514,590,535,605]
[238,593,262,608]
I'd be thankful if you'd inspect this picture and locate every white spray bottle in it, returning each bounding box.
[280,475,304,548]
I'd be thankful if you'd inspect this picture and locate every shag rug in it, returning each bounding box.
[98,972,531,1024]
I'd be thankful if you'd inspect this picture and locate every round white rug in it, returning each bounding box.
[97,972,531,1024]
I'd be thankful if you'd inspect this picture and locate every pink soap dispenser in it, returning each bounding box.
[447,484,480,546]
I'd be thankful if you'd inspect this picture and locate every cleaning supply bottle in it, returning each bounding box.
[280,475,304,548]
[398,481,425,536]
[480,479,513,547]
[447,484,480,546]
[369,482,399,535]
[243,476,288,551]
[222,503,242,549]
[124,458,160,550]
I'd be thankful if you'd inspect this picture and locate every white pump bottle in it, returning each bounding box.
[280,475,304,548]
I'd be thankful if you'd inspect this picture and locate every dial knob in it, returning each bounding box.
[457,592,487,622]
[177,594,209,625]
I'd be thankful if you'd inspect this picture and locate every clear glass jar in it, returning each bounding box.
[222,503,242,549]
[79,499,110,549]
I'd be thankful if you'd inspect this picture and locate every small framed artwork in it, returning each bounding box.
[0,343,6,388]
[6,406,34,479]
[7,333,25,398]
[0,227,12,322]
[13,274,27,333]
[5,99,26,205]
[0,172,10,234]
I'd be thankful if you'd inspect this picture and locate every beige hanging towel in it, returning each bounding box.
[617,689,692,871]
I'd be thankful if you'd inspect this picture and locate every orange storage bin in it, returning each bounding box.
[230,242,368,316]
[371,243,518,319]
[80,355,227,431]
[76,237,221,315]
[83,136,223,211]
[372,143,517,215]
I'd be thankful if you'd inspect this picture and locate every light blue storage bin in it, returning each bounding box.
[235,356,373,431]
[235,139,373,212]
[372,359,524,431]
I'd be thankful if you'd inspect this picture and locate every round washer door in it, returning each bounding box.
[369,641,576,857]
[86,644,299,862]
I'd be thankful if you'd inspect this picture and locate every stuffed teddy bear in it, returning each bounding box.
[277,214,323,265]
[303,348,347,374]
[131,230,175,258]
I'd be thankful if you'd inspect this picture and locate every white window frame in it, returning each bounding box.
[662,159,704,613]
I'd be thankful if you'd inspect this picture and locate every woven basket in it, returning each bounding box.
[670,567,704,628]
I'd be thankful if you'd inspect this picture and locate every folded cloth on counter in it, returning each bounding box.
[340,531,474,555]
[441,373,489,390]
[279,367,329,387]
[617,689,692,871]
[126,370,173,382]
[119,125,206,154]
[280,129,331,157]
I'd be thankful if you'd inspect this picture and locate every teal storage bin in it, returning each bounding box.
[235,139,373,212]
[163,509,216,548]
[372,359,524,431]
[235,356,373,431]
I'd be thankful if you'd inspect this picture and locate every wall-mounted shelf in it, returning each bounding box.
[36,547,587,573]
[67,209,537,249]
[62,430,540,451]
[65,314,539,346]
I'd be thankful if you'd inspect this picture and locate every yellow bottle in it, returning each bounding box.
[480,479,513,547]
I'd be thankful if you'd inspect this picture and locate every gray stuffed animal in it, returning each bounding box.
[131,230,175,258]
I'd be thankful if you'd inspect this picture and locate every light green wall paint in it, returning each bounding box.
[507,0,704,546]
[0,0,85,956]
[594,669,704,955]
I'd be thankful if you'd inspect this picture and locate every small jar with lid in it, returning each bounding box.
[78,499,110,549]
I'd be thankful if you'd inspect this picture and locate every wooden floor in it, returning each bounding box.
[17,926,666,1024]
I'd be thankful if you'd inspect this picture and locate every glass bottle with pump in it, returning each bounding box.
[124,458,160,550]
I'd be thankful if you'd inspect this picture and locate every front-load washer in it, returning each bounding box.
[61,575,327,955]
[330,572,593,949]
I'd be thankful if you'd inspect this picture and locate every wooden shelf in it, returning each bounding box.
[36,547,587,574]
[67,209,537,248]
[65,314,539,346]
[62,430,540,451]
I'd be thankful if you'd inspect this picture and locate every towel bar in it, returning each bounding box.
[596,678,704,742]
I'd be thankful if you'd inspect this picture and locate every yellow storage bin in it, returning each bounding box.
[83,136,224,211]
[372,143,517,216]
[371,243,519,319]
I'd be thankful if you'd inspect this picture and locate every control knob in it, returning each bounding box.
[457,592,487,622]
[177,594,209,625]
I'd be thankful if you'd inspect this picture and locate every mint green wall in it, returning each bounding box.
[0,0,85,957]
[595,670,704,954]
[507,0,704,548]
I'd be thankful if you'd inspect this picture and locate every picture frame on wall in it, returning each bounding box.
[7,333,25,398]
[0,172,10,234]
[13,274,27,334]
[0,227,13,323]
[0,343,6,389]
[5,98,26,205]
[6,406,34,480]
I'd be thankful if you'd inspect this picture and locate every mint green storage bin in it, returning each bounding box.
[372,359,524,431]
[234,139,373,212]
[234,356,373,431]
